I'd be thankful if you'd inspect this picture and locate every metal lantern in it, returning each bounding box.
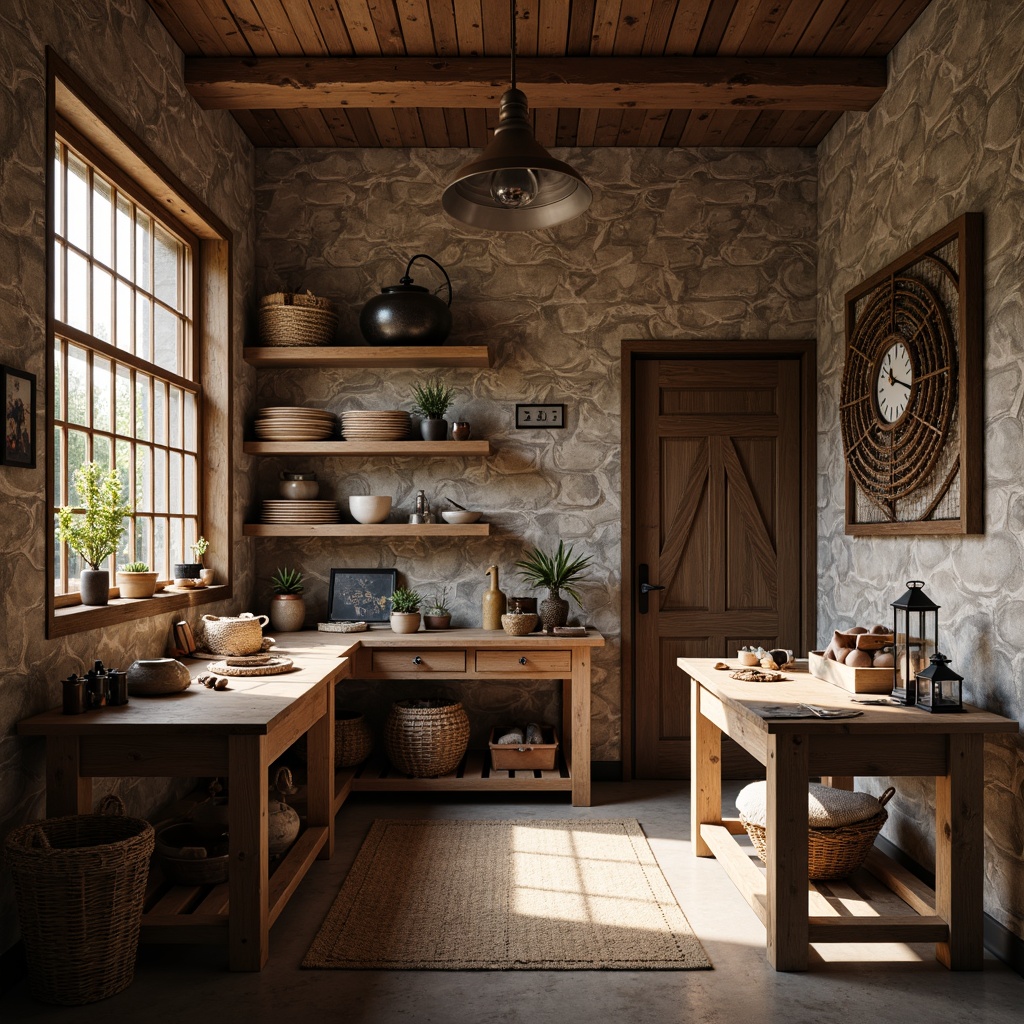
[915,652,964,714]
[891,580,940,706]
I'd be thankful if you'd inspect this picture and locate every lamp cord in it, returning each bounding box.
[509,0,516,90]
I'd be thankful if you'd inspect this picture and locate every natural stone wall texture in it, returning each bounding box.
[0,0,255,953]
[254,146,817,764]
[817,0,1024,941]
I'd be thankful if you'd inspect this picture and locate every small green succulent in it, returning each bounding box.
[120,561,151,573]
[390,587,421,613]
[271,567,304,594]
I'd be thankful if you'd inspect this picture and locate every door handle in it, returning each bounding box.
[637,564,665,614]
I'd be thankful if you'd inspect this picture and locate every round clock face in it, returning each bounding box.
[840,275,957,506]
[875,341,914,424]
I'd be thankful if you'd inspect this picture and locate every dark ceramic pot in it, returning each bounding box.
[79,569,110,606]
[539,589,569,632]
[420,417,448,441]
[423,614,452,631]
[173,562,202,580]
[359,254,453,346]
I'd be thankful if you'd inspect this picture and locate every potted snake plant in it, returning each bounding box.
[514,540,593,632]
[270,567,306,632]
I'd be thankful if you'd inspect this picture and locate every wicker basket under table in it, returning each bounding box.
[742,786,895,881]
[384,699,470,778]
[3,795,154,1005]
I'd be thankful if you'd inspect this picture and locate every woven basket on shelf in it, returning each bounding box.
[3,795,154,1005]
[335,712,374,768]
[742,787,895,881]
[258,291,338,347]
[384,699,470,778]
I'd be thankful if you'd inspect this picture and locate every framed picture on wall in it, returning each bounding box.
[327,568,398,623]
[1,365,36,468]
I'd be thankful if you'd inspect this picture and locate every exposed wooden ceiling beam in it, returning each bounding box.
[185,56,885,111]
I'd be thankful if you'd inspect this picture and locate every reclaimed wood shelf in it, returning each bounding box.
[243,522,491,538]
[336,748,573,798]
[243,440,492,457]
[243,345,492,368]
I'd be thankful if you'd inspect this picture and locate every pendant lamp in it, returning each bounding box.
[442,0,591,231]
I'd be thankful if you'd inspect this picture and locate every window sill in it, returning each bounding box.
[49,584,231,639]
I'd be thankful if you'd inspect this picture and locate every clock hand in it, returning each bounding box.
[887,371,911,389]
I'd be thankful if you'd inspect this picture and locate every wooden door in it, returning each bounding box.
[631,355,810,778]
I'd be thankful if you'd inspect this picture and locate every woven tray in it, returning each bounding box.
[318,621,368,633]
[208,656,294,676]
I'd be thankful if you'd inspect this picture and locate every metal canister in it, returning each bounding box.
[107,669,129,706]
[62,675,87,715]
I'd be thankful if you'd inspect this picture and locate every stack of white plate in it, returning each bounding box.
[255,407,336,441]
[339,410,411,441]
[261,500,341,524]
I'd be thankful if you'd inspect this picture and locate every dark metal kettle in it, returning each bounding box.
[359,254,453,346]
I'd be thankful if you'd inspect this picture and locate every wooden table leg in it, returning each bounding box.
[306,684,334,860]
[570,649,591,807]
[935,732,983,970]
[45,736,92,817]
[766,731,809,971]
[228,734,269,971]
[690,680,721,857]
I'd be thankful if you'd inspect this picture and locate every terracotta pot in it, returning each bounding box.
[270,594,306,632]
[390,611,421,634]
[423,614,451,631]
[116,571,159,599]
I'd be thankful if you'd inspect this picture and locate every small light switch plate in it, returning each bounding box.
[515,403,565,429]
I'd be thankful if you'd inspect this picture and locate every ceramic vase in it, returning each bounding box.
[79,569,110,606]
[420,417,448,441]
[482,565,506,630]
[451,421,471,440]
[539,589,569,632]
[269,594,306,632]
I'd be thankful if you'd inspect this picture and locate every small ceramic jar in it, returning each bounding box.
[279,471,319,500]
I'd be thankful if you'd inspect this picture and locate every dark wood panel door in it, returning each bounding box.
[633,357,808,778]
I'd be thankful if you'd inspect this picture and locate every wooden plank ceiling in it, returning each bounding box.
[148,1,934,148]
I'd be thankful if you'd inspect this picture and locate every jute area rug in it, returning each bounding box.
[303,818,711,970]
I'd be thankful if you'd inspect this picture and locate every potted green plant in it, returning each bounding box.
[174,535,208,586]
[389,586,422,634]
[193,536,215,586]
[514,541,593,632]
[116,561,159,600]
[423,585,452,631]
[56,461,133,606]
[270,567,306,632]
[411,376,456,441]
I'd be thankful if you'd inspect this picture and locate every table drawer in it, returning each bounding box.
[475,650,572,674]
[371,649,466,675]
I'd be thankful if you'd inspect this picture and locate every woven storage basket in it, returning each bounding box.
[199,613,268,656]
[258,291,338,347]
[335,712,374,768]
[743,787,895,881]
[3,795,154,1005]
[384,699,470,778]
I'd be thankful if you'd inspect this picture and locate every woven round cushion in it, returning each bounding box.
[384,699,470,778]
[736,780,888,828]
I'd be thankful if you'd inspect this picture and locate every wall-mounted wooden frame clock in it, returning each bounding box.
[840,213,983,535]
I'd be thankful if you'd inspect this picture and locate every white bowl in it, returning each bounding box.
[441,510,481,524]
[349,495,392,524]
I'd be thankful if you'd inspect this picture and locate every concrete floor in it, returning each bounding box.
[5,781,1022,1023]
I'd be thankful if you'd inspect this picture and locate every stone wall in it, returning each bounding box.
[0,0,255,953]
[817,0,1024,941]
[254,146,817,760]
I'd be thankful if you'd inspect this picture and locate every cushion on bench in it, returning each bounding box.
[735,781,886,829]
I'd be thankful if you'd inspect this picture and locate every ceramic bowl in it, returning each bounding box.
[348,495,392,524]
[737,650,759,667]
[441,510,481,524]
[278,478,320,500]
[127,658,191,696]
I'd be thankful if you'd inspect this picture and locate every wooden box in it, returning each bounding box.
[808,651,893,694]
[488,726,559,771]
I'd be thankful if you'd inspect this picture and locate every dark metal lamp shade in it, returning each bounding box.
[442,89,592,231]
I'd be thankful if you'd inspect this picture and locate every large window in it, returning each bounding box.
[51,133,201,596]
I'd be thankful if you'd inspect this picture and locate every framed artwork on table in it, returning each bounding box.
[1,365,36,468]
[327,568,398,623]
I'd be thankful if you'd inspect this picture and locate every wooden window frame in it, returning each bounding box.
[46,49,234,638]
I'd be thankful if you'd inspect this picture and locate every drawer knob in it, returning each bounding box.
[413,656,422,665]
[519,656,527,666]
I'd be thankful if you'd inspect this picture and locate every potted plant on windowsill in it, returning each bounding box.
[514,540,593,632]
[116,561,159,599]
[57,461,133,607]
[174,536,208,587]
[389,586,422,633]
[411,376,456,441]
[423,585,452,630]
[269,567,305,632]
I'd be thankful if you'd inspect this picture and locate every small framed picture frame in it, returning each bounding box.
[515,403,565,429]
[327,568,398,623]
[2,365,36,468]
